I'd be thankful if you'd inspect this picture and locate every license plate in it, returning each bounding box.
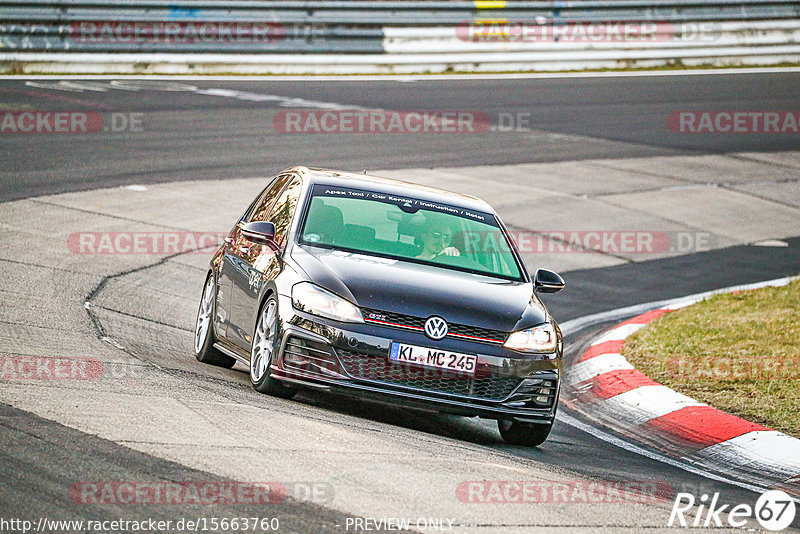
[389,342,477,375]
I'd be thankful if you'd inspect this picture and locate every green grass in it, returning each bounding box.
[622,278,800,438]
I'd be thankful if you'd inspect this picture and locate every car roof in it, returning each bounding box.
[285,166,495,214]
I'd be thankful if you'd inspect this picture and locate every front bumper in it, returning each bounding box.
[270,298,561,423]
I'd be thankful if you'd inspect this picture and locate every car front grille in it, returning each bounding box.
[336,350,521,401]
[361,308,507,344]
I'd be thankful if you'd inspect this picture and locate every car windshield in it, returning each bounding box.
[298,184,524,281]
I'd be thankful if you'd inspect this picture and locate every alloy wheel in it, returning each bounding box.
[251,299,277,382]
[194,276,215,354]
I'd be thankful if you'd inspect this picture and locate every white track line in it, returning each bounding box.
[557,412,797,500]
[2,67,800,81]
[694,431,800,480]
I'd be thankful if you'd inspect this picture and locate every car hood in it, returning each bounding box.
[290,245,548,332]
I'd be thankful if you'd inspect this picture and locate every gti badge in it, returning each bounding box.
[424,316,449,340]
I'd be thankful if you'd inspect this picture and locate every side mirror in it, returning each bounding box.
[534,268,565,294]
[241,221,277,247]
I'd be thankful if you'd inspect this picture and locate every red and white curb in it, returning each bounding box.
[560,276,800,497]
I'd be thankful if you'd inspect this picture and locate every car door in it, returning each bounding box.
[226,174,303,352]
[215,187,272,340]
[219,174,291,350]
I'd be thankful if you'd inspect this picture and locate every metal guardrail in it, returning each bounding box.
[2,0,800,51]
[0,0,799,72]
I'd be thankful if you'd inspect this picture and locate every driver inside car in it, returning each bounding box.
[416,222,461,260]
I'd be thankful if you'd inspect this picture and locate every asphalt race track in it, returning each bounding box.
[2,71,800,202]
[1,72,799,533]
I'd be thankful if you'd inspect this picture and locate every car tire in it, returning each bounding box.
[194,274,237,369]
[250,296,297,399]
[497,419,553,447]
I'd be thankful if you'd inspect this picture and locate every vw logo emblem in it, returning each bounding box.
[424,316,449,340]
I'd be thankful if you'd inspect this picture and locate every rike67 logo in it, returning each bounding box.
[669,490,796,531]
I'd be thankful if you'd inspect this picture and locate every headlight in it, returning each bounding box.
[291,282,364,323]
[503,323,557,353]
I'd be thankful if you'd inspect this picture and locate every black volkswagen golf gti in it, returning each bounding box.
[194,166,565,446]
